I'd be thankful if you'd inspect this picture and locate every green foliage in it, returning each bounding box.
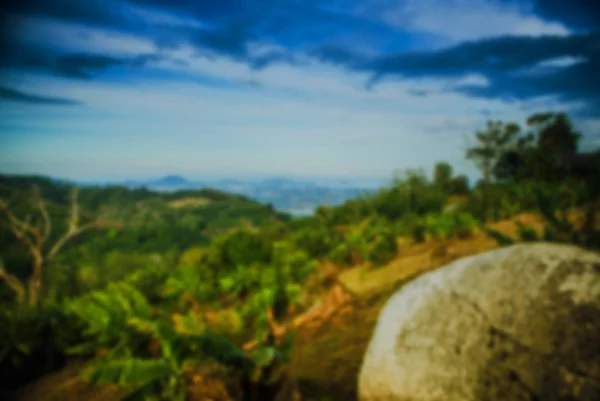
[371,170,446,220]
[66,283,153,357]
[483,228,516,247]
[448,175,470,195]
[411,222,426,243]
[420,211,479,241]
[3,110,600,400]
[161,265,216,305]
[466,120,521,183]
[65,283,257,400]
[433,162,453,193]
[516,222,540,242]
[208,229,274,273]
[239,242,316,340]
[292,222,341,259]
[365,227,398,266]
[0,304,80,389]
[325,218,398,266]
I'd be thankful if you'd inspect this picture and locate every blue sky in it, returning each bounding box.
[1,0,599,184]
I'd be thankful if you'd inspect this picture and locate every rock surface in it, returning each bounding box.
[358,242,600,401]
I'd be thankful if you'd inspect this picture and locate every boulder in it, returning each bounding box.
[358,242,600,401]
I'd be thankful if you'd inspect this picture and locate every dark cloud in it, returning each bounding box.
[124,0,256,22]
[0,39,165,79]
[347,32,600,116]
[0,0,146,32]
[1,0,399,70]
[1,0,599,115]
[0,86,83,105]
[362,33,600,80]
[515,0,600,31]
[54,54,125,79]
[455,54,600,116]
[187,23,255,60]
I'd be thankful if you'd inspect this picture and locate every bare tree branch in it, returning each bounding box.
[47,220,108,261]
[0,186,117,305]
[33,185,52,242]
[69,187,80,233]
[0,199,42,260]
[0,259,25,304]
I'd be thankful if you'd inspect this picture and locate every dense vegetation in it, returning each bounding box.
[1,111,599,400]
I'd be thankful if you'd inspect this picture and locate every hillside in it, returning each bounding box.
[0,174,290,298]
[13,210,597,401]
[83,175,373,216]
[1,112,599,401]
[0,174,290,228]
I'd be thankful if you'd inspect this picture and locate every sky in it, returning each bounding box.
[0,0,599,185]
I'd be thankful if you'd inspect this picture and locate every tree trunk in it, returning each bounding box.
[28,257,45,306]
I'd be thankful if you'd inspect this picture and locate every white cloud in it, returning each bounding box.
[0,11,590,182]
[361,0,570,43]
[536,56,586,68]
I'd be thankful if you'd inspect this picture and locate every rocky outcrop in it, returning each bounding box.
[358,242,600,401]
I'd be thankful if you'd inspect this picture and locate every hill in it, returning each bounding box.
[0,174,291,297]
[1,111,599,401]
[0,174,290,230]
[13,210,600,401]
[83,175,374,216]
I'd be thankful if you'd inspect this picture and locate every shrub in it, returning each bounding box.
[366,228,398,266]
[293,224,340,259]
[452,212,479,239]
[516,222,539,242]
[411,222,426,243]
[0,305,79,390]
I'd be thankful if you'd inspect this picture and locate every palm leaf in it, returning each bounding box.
[84,358,172,387]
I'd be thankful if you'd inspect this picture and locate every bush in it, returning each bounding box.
[411,222,426,243]
[371,171,446,220]
[516,222,539,242]
[366,228,398,266]
[0,305,80,390]
[207,229,274,274]
[293,224,340,259]
[452,212,479,239]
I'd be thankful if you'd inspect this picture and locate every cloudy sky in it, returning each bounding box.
[0,0,599,184]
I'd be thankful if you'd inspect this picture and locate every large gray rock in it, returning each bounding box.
[358,242,600,401]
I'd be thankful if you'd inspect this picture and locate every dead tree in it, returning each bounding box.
[0,186,115,306]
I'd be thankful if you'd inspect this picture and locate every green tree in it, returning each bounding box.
[528,112,580,157]
[466,120,521,220]
[433,162,453,193]
[466,120,521,184]
[449,175,469,195]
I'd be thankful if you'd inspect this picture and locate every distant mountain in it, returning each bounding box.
[151,175,190,186]
[109,176,375,216]
[0,174,290,255]
[145,175,199,190]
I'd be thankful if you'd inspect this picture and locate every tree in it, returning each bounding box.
[433,162,453,193]
[493,112,584,183]
[466,120,521,220]
[466,120,521,184]
[0,186,115,306]
[527,112,580,157]
[449,175,469,195]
